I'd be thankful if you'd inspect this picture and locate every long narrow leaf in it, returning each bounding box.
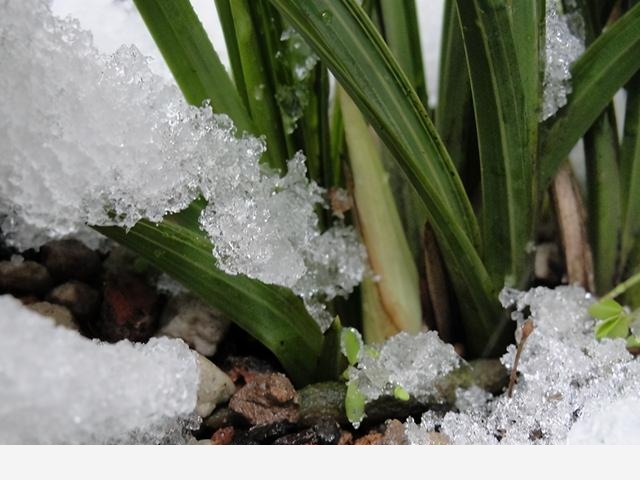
[377,0,429,261]
[95,219,323,386]
[133,0,254,133]
[540,1,640,186]
[228,0,289,169]
[379,0,429,107]
[457,0,537,287]
[214,0,250,110]
[436,0,474,170]
[584,108,622,293]
[580,3,623,293]
[620,72,640,275]
[268,0,504,354]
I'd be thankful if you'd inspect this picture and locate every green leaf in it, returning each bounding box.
[214,0,250,110]
[227,0,289,169]
[588,298,624,320]
[316,317,347,381]
[268,0,478,246]
[540,2,640,187]
[132,0,254,133]
[268,0,504,355]
[363,344,381,360]
[620,72,640,275]
[456,0,538,287]
[576,0,623,295]
[340,327,363,366]
[584,107,622,294]
[345,381,366,427]
[393,385,410,401]
[94,218,323,386]
[627,335,640,348]
[595,315,630,340]
[378,0,429,108]
[436,0,474,170]
[590,298,630,340]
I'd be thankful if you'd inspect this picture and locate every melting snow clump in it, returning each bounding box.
[0,295,200,444]
[0,0,365,330]
[346,331,460,408]
[567,396,640,444]
[541,0,585,121]
[405,286,640,444]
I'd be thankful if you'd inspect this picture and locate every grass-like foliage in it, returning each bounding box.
[101,0,640,385]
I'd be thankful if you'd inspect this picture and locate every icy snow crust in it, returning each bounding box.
[346,331,460,404]
[0,295,199,444]
[0,0,365,329]
[406,286,640,445]
[541,0,585,121]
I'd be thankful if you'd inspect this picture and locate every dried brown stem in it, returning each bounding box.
[423,224,452,342]
[551,163,595,291]
[507,319,535,398]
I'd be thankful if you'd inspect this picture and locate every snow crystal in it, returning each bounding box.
[0,295,200,444]
[541,0,585,121]
[155,273,189,297]
[0,0,365,330]
[406,286,640,444]
[455,385,492,413]
[346,331,460,405]
[567,395,640,444]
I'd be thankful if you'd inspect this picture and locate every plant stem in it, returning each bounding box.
[603,271,640,300]
[339,87,422,342]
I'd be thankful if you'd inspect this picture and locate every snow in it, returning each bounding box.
[0,0,365,330]
[541,0,585,121]
[406,286,640,445]
[0,295,200,444]
[346,331,460,409]
[568,396,640,444]
[50,1,445,108]
[51,0,228,78]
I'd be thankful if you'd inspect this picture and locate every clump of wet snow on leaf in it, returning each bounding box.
[0,0,366,330]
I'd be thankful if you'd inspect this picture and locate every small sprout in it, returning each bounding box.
[345,381,366,428]
[626,336,640,349]
[340,327,363,366]
[589,298,630,340]
[363,345,381,360]
[393,385,410,401]
[588,298,624,320]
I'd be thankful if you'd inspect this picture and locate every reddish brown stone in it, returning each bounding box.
[211,426,235,445]
[229,372,299,425]
[338,431,354,445]
[225,356,274,385]
[354,431,384,445]
[93,273,160,342]
[381,419,408,445]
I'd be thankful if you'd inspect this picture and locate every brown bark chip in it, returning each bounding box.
[229,372,299,425]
